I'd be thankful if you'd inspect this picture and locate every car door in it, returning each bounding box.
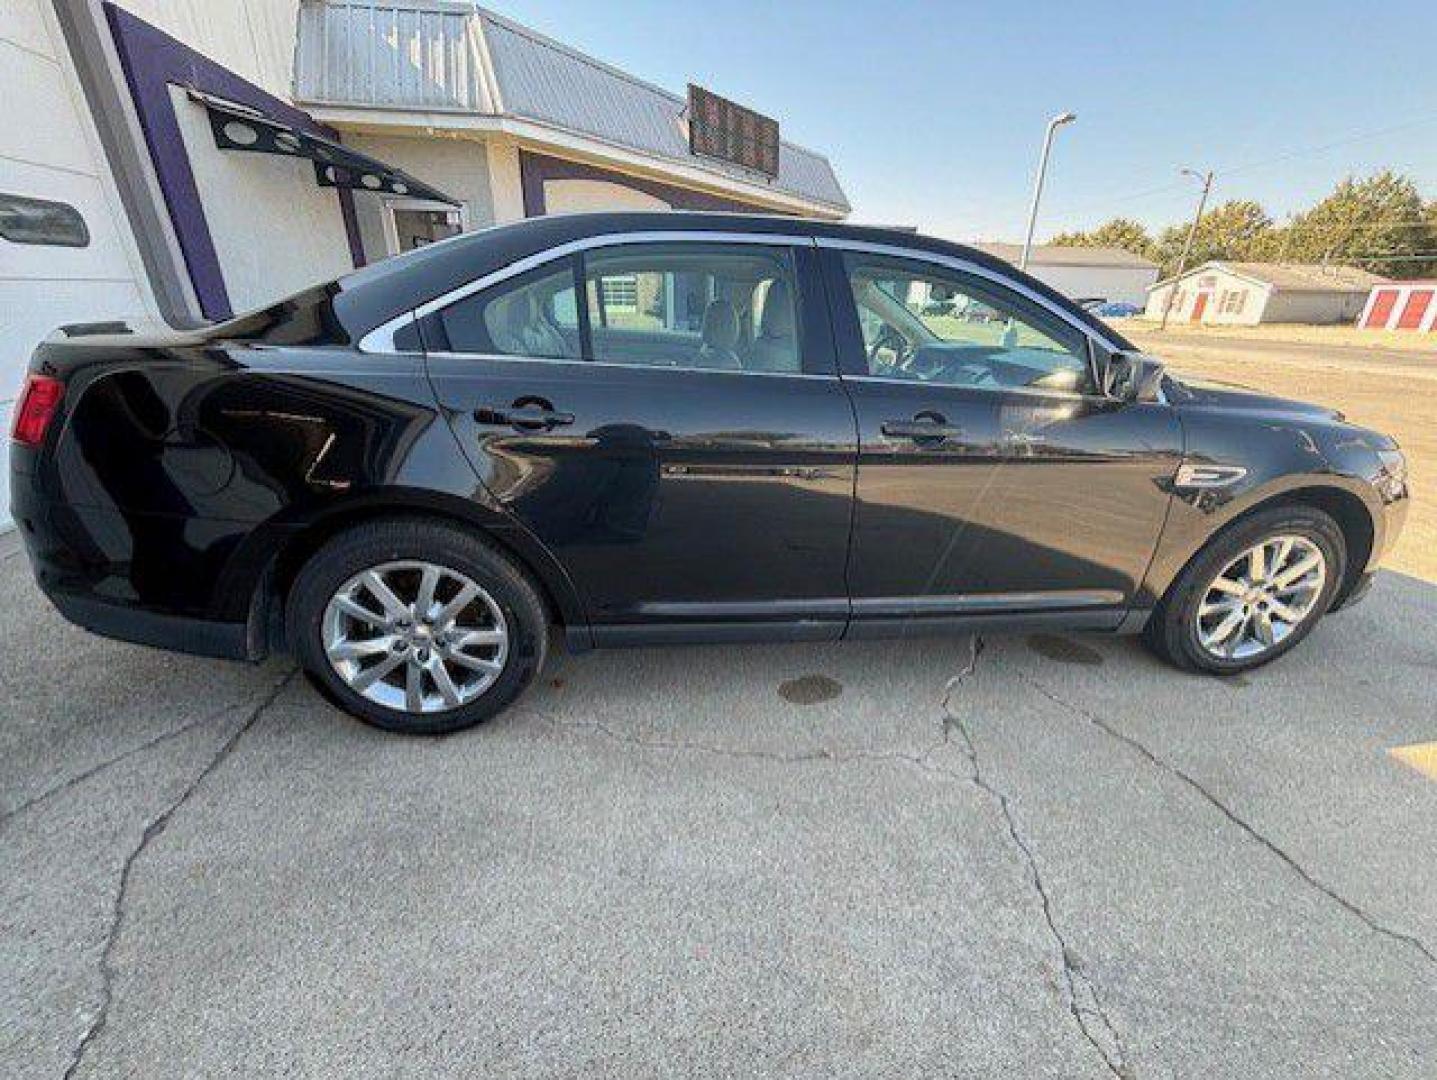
[821,244,1181,628]
[423,235,857,642]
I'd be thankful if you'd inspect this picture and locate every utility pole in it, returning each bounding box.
[1159,168,1214,330]
[1019,112,1077,273]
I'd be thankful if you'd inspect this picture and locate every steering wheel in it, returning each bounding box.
[951,359,1000,387]
[913,355,1001,387]
[868,325,912,372]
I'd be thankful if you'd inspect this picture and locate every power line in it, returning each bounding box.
[1320,252,1437,262]
[1220,115,1437,179]
[1311,218,1434,228]
[1048,111,1437,221]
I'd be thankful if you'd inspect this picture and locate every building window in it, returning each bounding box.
[599,274,640,312]
[0,192,90,247]
[1220,289,1247,315]
[383,200,467,257]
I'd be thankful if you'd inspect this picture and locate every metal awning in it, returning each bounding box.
[188,89,458,205]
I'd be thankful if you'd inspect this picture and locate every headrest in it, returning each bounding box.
[759,278,795,338]
[701,299,740,350]
[505,290,538,331]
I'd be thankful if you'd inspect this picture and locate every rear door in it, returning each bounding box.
[423,235,857,641]
[822,244,1180,627]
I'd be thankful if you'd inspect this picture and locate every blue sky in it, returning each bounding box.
[494,0,1436,242]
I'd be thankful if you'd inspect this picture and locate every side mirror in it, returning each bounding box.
[1102,350,1166,403]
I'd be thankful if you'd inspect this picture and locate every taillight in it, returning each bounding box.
[11,374,65,447]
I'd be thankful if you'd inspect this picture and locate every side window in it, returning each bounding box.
[842,255,1094,394]
[437,262,580,359]
[582,243,802,372]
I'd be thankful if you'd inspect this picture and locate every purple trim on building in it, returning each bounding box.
[338,189,365,268]
[103,3,365,318]
[518,150,782,218]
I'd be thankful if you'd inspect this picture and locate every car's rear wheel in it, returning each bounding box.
[287,519,547,734]
[1147,505,1346,674]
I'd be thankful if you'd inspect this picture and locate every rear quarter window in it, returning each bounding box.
[436,262,580,360]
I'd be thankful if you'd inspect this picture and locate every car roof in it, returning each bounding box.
[330,211,1131,350]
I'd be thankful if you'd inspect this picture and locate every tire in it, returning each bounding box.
[1146,504,1346,675]
[286,518,548,734]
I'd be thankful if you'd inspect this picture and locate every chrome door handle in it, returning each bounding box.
[881,419,964,441]
[474,403,575,431]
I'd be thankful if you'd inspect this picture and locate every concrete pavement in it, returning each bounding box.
[3,544,1435,1078]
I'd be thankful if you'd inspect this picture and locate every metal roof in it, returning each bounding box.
[293,1,849,212]
[1218,262,1390,292]
[973,242,1159,270]
[1153,260,1390,293]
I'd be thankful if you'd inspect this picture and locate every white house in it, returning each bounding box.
[971,243,1160,307]
[1,0,848,527]
[1143,261,1388,326]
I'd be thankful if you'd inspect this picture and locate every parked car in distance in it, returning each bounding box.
[11,212,1409,734]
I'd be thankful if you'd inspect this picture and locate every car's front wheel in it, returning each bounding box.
[1147,504,1346,674]
[286,519,548,734]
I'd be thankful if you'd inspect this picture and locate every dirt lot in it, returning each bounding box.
[1121,320,1436,582]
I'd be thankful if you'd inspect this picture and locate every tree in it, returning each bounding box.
[1150,199,1273,276]
[1273,172,1434,275]
[1050,217,1153,260]
[1043,170,1436,280]
[1426,200,1437,276]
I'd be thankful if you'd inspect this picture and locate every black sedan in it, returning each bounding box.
[10,213,1409,733]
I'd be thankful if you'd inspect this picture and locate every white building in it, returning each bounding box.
[1143,261,1388,326]
[1358,281,1437,332]
[971,243,1160,307]
[1,0,848,526]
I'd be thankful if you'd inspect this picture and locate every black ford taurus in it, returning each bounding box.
[10,212,1409,733]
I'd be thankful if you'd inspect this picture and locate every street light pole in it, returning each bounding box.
[1159,168,1214,330]
[1018,112,1077,273]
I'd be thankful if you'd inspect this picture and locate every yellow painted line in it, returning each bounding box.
[1389,742,1437,781]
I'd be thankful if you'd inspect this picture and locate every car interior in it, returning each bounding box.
[584,248,802,372]
[438,247,803,373]
[849,265,1094,393]
[435,246,1092,394]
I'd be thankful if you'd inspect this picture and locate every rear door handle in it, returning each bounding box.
[474,401,575,432]
[881,419,964,441]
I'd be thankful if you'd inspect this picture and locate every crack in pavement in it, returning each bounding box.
[60,669,298,1080]
[535,636,1131,1077]
[1,693,274,831]
[536,637,984,772]
[1018,671,1437,970]
[536,709,937,770]
[942,640,1133,1080]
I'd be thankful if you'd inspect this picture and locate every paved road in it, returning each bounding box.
[3,544,1436,1078]
[1126,329,1436,372]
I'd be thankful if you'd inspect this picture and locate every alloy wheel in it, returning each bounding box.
[1194,535,1327,661]
[321,560,509,714]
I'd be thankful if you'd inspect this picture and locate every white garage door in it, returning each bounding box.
[0,0,153,528]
